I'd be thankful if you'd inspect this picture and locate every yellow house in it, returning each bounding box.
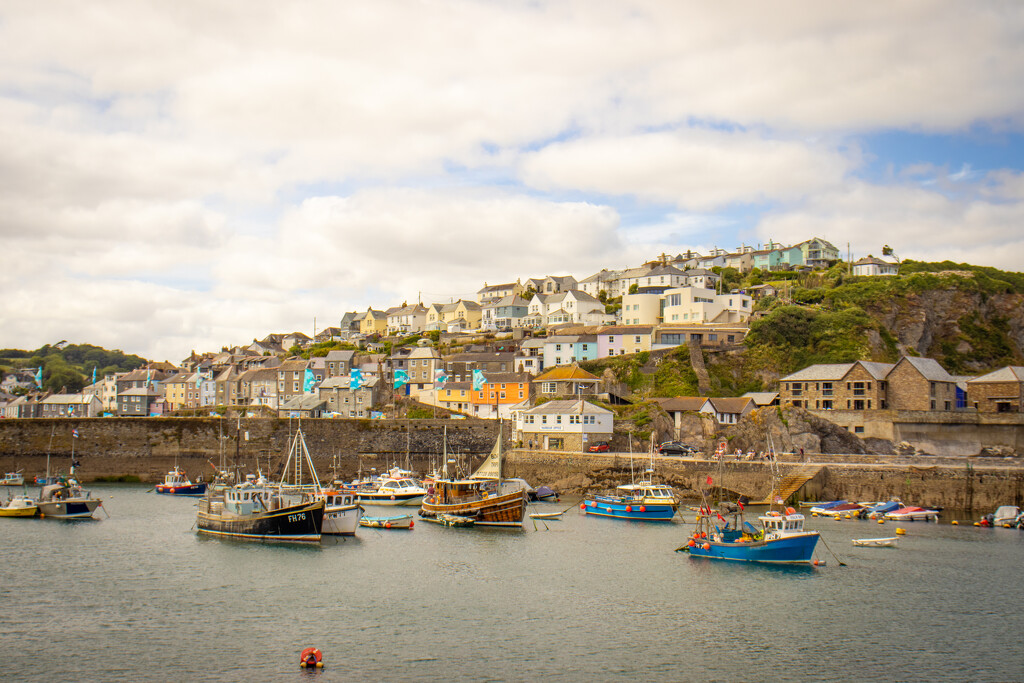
[436,382,472,413]
[358,308,388,335]
[164,372,200,411]
[444,299,482,329]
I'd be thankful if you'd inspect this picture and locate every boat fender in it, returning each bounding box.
[639,505,646,512]
[580,503,586,511]
[390,495,396,500]
[687,539,695,547]
[785,507,796,515]
[625,505,633,512]
[408,520,414,529]
[702,542,710,550]
[385,522,392,529]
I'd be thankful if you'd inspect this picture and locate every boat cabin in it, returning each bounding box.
[222,487,284,515]
[615,482,676,502]
[164,468,191,485]
[432,479,491,505]
[758,510,807,537]
[378,478,424,493]
[322,492,356,507]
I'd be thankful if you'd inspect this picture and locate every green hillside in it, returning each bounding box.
[0,343,147,394]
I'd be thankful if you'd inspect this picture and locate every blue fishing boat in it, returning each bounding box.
[582,482,679,521]
[679,503,820,564]
[155,467,207,496]
[859,500,902,519]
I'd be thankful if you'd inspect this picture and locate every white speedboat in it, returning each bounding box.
[884,506,939,522]
[355,477,427,506]
[37,480,102,519]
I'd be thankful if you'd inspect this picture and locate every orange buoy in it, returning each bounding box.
[786,507,796,515]
[300,647,323,669]
[580,503,586,510]
[640,505,647,512]
[702,542,710,550]
[385,522,392,529]
[688,539,696,547]
[625,505,633,512]
[409,519,414,528]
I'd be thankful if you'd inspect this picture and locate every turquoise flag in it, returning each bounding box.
[349,368,363,390]
[434,368,448,387]
[394,368,409,390]
[92,367,97,385]
[472,369,485,392]
[303,368,316,392]
[35,367,42,388]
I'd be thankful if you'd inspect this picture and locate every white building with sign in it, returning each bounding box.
[515,399,613,451]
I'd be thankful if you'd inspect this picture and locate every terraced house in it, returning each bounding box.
[779,357,958,413]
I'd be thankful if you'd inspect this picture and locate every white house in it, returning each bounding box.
[852,256,899,277]
[516,399,614,451]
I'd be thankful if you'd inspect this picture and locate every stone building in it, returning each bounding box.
[515,399,613,451]
[966,366,1024,413]
[886,356,957,412]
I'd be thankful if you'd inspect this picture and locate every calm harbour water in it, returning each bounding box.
[1,484,1023,682]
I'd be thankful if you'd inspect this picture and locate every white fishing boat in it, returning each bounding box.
[37,479,102,519]
[851,537,899,547]
[0,471,25,486]
[278,426,362,536]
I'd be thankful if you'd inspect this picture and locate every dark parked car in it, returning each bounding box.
[588,441,610,453]
[658,441,698,456]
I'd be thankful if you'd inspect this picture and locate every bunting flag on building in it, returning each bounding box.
[303,368,316,393]
[349,368,363,390]
[472,369,485,392]
[434,368,448,388]
[35,367,42,388]
[394,369,409,390]
[92,367,97,385]
[146,369,152,387]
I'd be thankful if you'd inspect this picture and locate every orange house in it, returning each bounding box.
[470,373,532,419]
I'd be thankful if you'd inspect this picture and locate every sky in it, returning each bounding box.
[2,1,1024,363]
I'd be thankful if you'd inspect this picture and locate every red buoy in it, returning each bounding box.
[625,505,633,512]
[639,505,647,512]
[385,522,392,529]
[702,542,711,550]
[580,503,586,510]
[409,520,414,528]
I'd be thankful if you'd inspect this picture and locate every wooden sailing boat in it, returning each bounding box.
[418,423,526,528]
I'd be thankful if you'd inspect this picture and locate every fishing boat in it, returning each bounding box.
[851,537,899,547]
[680,502,820,564]
[884,506,939,522]
[320,489,362,535]
[0,495,39,517]
[360,514,414,529]
[815,502,865,518]
[37,479,103,519]
[582,436,679,522]
[582,482,679,521]
[154,467,207,496]
[0,471,25,486]
[419,424,526,528]
[196,426,327,543]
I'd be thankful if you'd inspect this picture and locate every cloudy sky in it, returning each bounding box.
[2,1,1023,362]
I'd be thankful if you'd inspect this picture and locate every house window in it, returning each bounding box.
[555,344,562,351]
[608,336,614,342]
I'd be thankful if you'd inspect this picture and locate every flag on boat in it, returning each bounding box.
[434,368,448,387]
[394,369,409,390]
[349,368,363,390]
[472,369,485,392]
[303,368,316,392]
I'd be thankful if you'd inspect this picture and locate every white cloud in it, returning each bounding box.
[756,174,1024,270]
[519,130,853,210]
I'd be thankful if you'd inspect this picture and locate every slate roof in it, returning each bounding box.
[523,399,611,416]
[655,397,706,412]
[898,356,955,382]
[967,366,1024,383]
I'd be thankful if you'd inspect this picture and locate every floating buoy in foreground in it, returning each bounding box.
[300,647,323,669]
[895,528,906,535]
[951,520,959,525]
[878,519,885,524]
[813,559,826,566]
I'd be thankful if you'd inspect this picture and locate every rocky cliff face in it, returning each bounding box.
[718,406,874,455]
[862,285,1024,372]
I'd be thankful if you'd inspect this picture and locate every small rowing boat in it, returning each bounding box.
[360,514,414,529]
[529,506,572,520]
[851,537,899,547]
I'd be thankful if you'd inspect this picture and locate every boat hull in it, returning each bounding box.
[582,497,678,522]
[0,506,38,517]
[685,532,820,564]
[155,482,208,496]
[37,499,100,519]
[0,476,25,486]
[323,505,362,535]
[420,489,525,527]
[196,499,325,543]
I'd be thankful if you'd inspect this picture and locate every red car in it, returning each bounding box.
[588,442,610,452]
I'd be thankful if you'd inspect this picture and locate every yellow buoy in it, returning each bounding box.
[834,516,841,521]
[877,518,885,524]
[951,520,959,525]
[896,527,906,535]
[844,514,851,519]
[973,522,980,527]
